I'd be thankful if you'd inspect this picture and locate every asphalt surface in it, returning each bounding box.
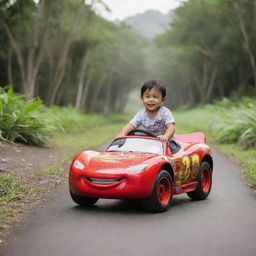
[1,146,256,256]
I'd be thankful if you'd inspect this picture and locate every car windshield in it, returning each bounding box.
[107,137,164,154]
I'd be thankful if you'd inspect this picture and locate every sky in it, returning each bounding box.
[88,0,184,21]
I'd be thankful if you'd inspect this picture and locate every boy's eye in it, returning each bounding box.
[143,94,161,99]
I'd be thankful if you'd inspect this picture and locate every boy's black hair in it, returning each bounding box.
[141,80,166,98]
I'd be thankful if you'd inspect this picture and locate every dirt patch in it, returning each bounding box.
[0,140,67,246]
[0,141,61,175]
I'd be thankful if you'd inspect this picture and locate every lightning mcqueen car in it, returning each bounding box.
[69,129,213,212]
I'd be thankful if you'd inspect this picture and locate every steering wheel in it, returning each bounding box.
[127,129,157,138]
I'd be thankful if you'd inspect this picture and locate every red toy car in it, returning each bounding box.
[69,129,213,212]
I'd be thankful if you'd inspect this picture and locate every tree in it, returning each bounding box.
[1,0,50,99]
[154,0,256,107]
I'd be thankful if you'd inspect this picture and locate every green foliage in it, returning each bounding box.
[0,87,128,146]
[0,88,56,146]
[175,97,256,149]
[1,0,146,113]
[214,102,256,148]
[154,0,256,108]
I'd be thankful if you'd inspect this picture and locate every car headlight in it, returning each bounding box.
[73,160,85,170]
[126,163,148,172]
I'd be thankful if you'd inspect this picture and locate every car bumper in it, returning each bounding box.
[69,168,156,199]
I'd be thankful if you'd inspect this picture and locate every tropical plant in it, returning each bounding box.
[203,98,256,148]
[0,87,56,146]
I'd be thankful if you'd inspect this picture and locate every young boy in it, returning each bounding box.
[118,80,180,154]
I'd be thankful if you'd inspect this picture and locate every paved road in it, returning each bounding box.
[1,147,256,256]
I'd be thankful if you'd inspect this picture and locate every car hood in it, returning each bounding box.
[83,150,157,169]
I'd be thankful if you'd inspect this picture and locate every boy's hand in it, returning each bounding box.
[157,134,169,141]
[117,123,135,138]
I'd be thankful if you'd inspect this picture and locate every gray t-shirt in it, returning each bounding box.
[129,106,175,139]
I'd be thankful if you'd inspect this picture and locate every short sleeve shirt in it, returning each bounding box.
[129,106,175,139]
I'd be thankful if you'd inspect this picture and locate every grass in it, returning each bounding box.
[53,123,125,153]
[0,174,37,231]
[0,174,35,203]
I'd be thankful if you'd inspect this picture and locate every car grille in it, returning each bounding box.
[88,178,122,185]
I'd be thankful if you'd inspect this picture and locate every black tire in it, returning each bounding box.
[142,170,173,212]
[70,189,99,207]
[187,161,212,200]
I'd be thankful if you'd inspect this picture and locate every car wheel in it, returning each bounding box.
[187,161,212,200]
[70,189,99,207]
[142,170,173,212]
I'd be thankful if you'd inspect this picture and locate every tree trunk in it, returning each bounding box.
[45,15,81,105]
[237,64,249,96]
[2,21,26,92]
[81,70,93,111]
[114,88,128,113]
[206,66,217,102]
[24,0,47,99]
[192,59,216,103]
[233,2,256,88]
[103,82,112,114]
[201,59,209,103]
[7,46,13,88]
[2,0,48,99]
[89,75,106,112]
[193,68,205,102]
[75,50,91,109]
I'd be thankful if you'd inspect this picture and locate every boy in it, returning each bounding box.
[118,80,180,154]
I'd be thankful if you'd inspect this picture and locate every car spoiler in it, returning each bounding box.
[175,132,206,143]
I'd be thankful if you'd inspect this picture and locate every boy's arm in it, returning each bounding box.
[117,123,135,137]
[158,123,175,141]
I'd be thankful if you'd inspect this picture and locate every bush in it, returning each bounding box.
[175,96,256,149]
[213,101,256,148]
[0,88,56,146]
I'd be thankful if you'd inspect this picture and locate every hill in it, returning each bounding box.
[124,10,172,39]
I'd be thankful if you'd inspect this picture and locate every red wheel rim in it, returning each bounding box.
[157,177,171,205]
[201,168,211,193]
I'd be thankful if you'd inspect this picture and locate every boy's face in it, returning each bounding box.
[142,88,165,112]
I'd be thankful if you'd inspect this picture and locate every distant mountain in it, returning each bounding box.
[124,10,172,39]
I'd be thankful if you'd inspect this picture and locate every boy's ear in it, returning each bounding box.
[162,97,166,102]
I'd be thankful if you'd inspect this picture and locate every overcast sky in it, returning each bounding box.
[89,0,184,20]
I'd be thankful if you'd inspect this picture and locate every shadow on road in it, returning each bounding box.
[70,196,193,215]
